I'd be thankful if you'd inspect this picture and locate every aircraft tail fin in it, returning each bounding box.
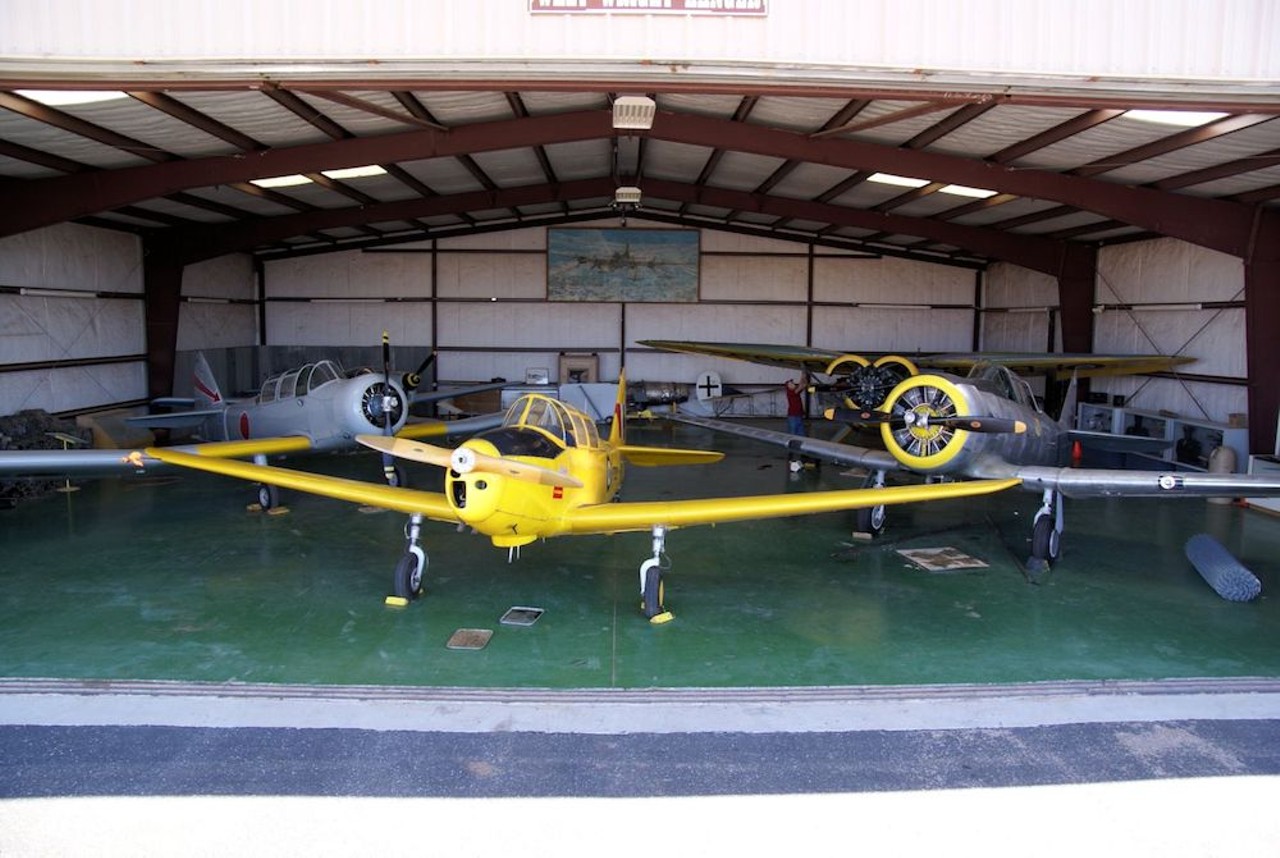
[608,369,627,446]
[1057,370,1079,430]
[192,353,224,408]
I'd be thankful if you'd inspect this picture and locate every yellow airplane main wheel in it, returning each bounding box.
[393,552,425,600]
[641,560,665,619]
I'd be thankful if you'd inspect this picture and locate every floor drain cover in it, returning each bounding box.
[500,606,544,626]
[446,628,493,650]
[897,546,988,572]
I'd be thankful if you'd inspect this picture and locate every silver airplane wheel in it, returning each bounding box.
[393,552,424,600]
[257,484,279,511]
[856,503,886,536]
[642,564,665,619]
[1032,515,1061,562]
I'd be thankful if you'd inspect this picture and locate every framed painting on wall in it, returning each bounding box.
[547,228,699,302]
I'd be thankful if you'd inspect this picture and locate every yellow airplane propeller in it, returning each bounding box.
[358,434,584,489]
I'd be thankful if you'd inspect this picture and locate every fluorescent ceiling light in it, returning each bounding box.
[613,95,656,130]
[251,174,311,188]
[16,90,128,106]
[868,173,929,189]
[940,184,997,198]
[1125,109,1228,127]
[251,165,387,188]
[614,186,643,205]
[322,165,387,180]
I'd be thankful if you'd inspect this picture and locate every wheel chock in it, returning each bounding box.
[384,595,410,607]
[266,506,290,516]
[649,610,674,625]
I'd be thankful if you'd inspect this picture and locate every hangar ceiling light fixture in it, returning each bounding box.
[612,96,656,130]
[1125,109,1228,127]
[16,90,128,106]
[252,164,388,188]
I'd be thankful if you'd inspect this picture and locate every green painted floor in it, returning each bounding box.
[2,422,1279,689]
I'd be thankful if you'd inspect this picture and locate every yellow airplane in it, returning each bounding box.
[146,373,1019,622]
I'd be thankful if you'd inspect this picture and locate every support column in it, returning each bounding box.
[1056,243,1097,355]
[142,243,184,400]
[1244,210,1280,456]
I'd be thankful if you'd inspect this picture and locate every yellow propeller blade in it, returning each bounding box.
[358,434,584,489]
[357,435,453,468]
[453,445,585,488]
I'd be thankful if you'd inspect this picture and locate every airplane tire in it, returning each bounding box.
[1032,516,1060,562]
[856,504,886,536]
[642,566,664,619]
[257,484,279,511]
[393,552,424,600]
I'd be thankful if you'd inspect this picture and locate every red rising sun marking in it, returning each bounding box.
[239,412,250,438]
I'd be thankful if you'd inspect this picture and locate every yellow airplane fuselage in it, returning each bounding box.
[446,434,623,547]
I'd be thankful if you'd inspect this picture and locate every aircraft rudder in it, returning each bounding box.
[193,352,224,408]
[608,368,627,446]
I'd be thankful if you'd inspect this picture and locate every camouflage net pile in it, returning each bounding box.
[0,410,92,508]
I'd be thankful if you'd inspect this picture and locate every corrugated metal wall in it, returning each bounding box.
[3,0,1276,95]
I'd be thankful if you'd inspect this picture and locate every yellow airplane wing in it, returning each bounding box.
[146,447,460,521]
[563,478,1021,535]
[616,445,725,467]
[176,436,317,458]
[641,340,1195,379]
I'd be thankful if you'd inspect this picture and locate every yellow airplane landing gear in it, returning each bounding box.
[641,525,673,623]
[392,512,428,601]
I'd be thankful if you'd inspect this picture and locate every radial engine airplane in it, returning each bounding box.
[644,340,1280,569]
[0,336,509,508]
[144,373,1019,621]
[640,339,1195,412]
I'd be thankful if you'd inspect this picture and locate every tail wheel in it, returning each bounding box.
[880,375,972,472]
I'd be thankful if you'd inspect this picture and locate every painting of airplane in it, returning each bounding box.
[0,335,510,508]
[143,372,1019,622]
[642,339,1280,571]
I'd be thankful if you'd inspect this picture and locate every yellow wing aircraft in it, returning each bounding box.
[147,372,1019,622]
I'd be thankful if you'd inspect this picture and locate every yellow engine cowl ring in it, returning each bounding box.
[880,374,982,474]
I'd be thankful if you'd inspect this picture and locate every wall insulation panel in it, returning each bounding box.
[436,253,545,300]
[813,256,974,304]
[812,307,974,354]
[0,363,146,415]
[264,301,433,348]
[265,250,429,299]
[0,223,141,294]
[982,263,1061,353]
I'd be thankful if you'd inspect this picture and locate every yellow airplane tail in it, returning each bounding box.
[608,369,627,447]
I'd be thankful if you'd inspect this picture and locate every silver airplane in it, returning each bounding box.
[655,349,1280,570]
[1,338,509,508]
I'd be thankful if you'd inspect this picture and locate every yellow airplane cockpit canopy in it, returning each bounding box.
[501,394,601,450]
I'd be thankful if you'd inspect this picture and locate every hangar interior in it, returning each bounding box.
[2,0,1279,683]
[2,3,1280,849]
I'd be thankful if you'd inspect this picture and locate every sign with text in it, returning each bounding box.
[531,0,766,15]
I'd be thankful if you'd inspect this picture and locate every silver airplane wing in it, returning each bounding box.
[671,412,1280,501]
[409,380,511,406]
[666,411,902,472]
[0,448,163,476]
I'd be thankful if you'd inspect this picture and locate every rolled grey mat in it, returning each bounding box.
[1185,533,1261,602]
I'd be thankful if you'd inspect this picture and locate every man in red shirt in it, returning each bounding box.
[784,377,806,436]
